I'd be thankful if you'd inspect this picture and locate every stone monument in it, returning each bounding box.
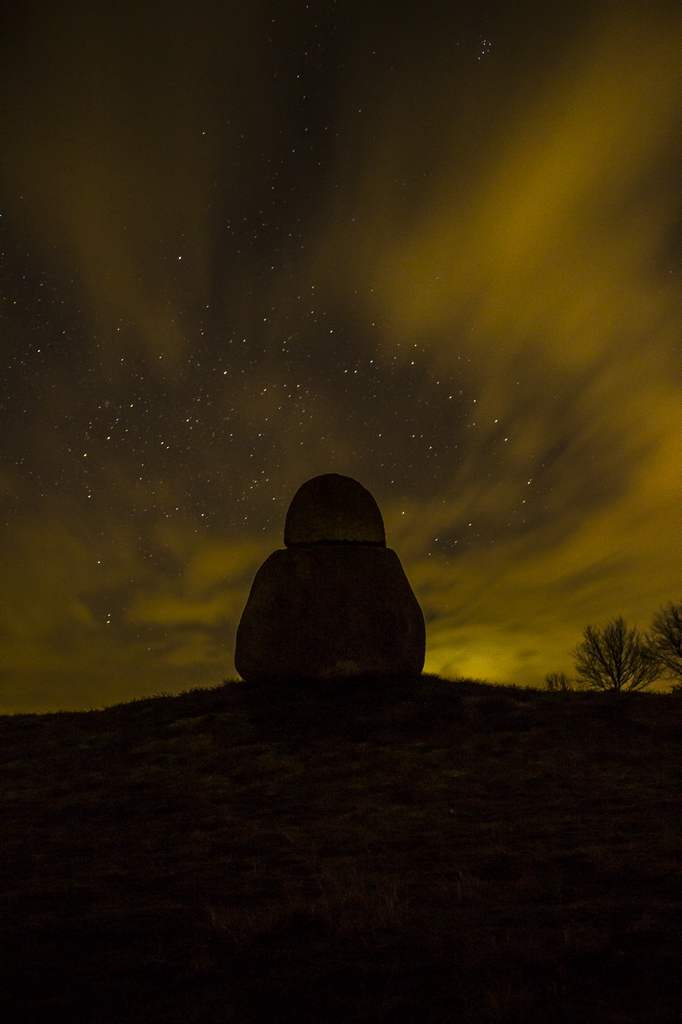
[234,473,425,681]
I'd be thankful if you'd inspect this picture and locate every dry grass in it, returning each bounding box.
[1,674,681,1022]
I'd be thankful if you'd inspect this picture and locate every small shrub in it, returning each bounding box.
[544,672,574,692]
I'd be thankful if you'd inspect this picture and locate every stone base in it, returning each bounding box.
[235,545,425,682]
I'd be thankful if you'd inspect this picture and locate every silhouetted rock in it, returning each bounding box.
[284,473,386,546]
[235,474,425,681]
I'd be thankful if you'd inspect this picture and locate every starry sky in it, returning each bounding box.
[2,0,682,712]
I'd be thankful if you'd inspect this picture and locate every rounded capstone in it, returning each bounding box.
[284,473,386,546]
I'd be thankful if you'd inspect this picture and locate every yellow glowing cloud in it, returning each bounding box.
[0,507,273,712]
[126,534,272,629]
[333,15,681,367]
[0,5,265,369]
[333,10,682,687]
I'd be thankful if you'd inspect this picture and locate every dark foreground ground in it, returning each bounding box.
[1,675,681,1023]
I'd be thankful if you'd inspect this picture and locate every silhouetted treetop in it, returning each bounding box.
[648,600,682,681]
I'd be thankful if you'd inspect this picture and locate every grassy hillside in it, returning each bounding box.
[1,675,681,1023]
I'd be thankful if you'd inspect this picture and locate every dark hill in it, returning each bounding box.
[1,675,681,1023]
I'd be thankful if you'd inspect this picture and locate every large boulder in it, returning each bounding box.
[235,474,425,681]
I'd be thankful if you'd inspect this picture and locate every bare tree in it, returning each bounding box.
[572,616,660,692]
[648,601,682,681]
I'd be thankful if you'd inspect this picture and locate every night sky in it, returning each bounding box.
[2,0,682,712]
